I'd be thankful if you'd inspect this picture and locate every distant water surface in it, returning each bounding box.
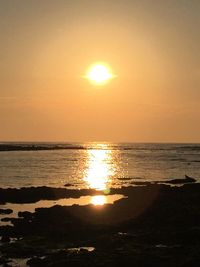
[0,143,200,189]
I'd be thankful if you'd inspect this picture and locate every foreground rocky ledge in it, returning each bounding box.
[0,183,200,266]
[0,175,197,204]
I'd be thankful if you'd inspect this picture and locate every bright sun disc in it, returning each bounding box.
[86,63,114,85]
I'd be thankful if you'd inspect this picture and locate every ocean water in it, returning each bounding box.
[0,143,200,189]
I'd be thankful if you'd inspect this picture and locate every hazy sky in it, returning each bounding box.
[0,0,200,142]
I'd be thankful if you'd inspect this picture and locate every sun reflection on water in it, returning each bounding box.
[83,147,115,191]
[90,195,107,206]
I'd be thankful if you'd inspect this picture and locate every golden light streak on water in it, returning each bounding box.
[83,146,115,191]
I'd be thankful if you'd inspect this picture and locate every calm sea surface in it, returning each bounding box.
[0,143,200,189]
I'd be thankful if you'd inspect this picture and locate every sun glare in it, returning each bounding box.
[83,149,114,191]
[90,195,107,206]
[85,63,114,85]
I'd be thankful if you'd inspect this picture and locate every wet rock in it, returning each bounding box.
[27,257,44,267]
[0,187,104,204]
[1,217,12,222]
[1,235,10,243]
[0,256,10,265]
[64,183,72,187]
[0,184,200,266]
[164,175,196,184]
[18,211,33,219]
[0,209,13,215]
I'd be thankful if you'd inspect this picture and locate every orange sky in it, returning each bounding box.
[0,0,200,142]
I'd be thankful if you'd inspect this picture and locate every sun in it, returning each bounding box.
[85,63,115,85]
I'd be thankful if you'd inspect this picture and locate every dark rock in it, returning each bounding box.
[0,144,85,152]
[64,183,72,187]
[0,256,9,265]
[18,211,33,219]
[0,209,13,215]
[0,186,105,204]
[165,175,196,184]
[27,257,44,267]
[0,184,200,266]
[1,235,10,243]
[1,217,12,222]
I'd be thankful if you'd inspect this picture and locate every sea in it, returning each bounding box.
[0,142,200,189]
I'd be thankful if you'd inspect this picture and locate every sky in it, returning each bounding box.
[0,0,200,142]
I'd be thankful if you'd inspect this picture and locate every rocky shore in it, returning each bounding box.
[0,183,200,266]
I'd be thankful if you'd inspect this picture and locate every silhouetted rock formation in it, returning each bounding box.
[1,184,200,266]
[164,175,196,184]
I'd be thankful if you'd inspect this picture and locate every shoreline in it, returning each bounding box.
[0,175,197,204]
[0,182,200,266]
